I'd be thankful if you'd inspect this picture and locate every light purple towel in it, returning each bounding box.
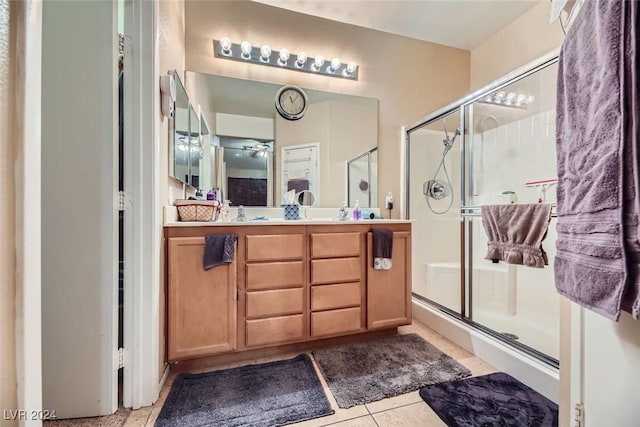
[481,204,552,268]
[555,0,640,321]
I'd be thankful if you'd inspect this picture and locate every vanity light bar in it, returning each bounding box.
[213,39,359,81]
[478,91,535,109]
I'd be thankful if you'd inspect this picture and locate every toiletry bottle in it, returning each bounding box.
[221,200,231,222]
[353,200,361,220]
[206,188,215,201]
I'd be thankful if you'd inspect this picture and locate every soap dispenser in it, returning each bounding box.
[353,200,361,220]
[221,200,231,222]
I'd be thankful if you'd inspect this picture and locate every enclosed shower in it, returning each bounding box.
[405,55,560,365]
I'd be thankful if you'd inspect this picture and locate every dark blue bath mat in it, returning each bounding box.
[419,372,558,426]
[155,354,334,427]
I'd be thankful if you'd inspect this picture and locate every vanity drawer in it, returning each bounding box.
[246,261,304,290]
[311,257,361,285]
[246,234,304,261]
[311,282,361,311]
[310,233,361,258]
[246,288,304,319]
[246,314,305,347]
[311,307,361,338]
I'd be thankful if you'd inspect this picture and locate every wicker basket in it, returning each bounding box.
[175,200,219,222]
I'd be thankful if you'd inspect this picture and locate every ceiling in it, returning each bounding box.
[252,0,539,50]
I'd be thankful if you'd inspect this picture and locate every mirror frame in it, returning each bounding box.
[171,70,190,186]
[170,69,204,189]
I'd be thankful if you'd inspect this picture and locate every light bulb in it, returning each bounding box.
[278,48,290,65]
[330,57,341,72]
[296,52,307,67]
[526,95,536,104]
[260,44,271,61]
[346,61,357,74]
[240,41,252,58]
[220,37,232,55]
[506,92,516,101]
[313,55,325,71]
[516,94,527,106]
[495,91,506,101]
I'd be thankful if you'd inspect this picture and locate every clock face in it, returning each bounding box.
[275,86,308,120]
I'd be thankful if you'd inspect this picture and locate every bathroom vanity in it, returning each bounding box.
[164,220,412,362]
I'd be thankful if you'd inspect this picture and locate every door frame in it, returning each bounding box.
[122,0,162,409]
[14,0,44,418]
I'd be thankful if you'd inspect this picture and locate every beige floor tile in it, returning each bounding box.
[290,406,370,427]
[372,402,446,427]
[122,408,151,427]
[144,406,162,427]
[365,390,422,414]
[254,351,304,365]
[459,356,498,377]
[326,415,378,426]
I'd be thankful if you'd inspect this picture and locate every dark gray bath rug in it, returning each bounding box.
[312,333,471,408]
[155,354,334,427]
[419,372,558,426]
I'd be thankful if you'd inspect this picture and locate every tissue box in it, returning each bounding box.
[283,204,299,220]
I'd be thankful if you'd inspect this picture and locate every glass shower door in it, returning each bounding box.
[408,110,463,314]
[463,61,560,361]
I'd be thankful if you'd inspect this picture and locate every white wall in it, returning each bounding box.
[42,0,117,418]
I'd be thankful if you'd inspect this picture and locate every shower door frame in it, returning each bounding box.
[404,51,560,367]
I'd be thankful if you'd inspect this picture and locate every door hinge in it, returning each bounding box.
[119,33,132,57]
[574,402,584,427]
[115,347,127,370]
[116,191,132,211]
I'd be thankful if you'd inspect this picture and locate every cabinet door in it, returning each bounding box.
[168,237,237,361]
[367,231,412,329]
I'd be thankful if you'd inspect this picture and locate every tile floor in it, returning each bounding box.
[122,320,497,427]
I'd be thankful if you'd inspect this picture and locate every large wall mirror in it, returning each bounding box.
[185,72,378,208]
[172,71,190,184]
[170,70,205,189]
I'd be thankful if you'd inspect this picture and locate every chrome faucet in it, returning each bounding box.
[236,205,247,222]
[336,202,349,221]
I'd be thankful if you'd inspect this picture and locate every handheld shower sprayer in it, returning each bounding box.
[424,119,459,214]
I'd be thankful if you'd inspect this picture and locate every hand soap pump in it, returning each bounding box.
[353,200,361,220]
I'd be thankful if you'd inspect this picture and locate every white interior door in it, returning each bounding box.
[41,0,119,418]
[281,143,320,206]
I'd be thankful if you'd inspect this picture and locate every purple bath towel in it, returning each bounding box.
[555,0,640,320]
[481,204,552,268]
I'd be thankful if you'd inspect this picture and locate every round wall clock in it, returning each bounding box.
[275,85,308,121]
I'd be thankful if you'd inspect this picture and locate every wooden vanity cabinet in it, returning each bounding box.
[167,236,237,361]
[309,228,368,339]
[244,232,306,348]
[164,222,412,362]
[367,230,412,329]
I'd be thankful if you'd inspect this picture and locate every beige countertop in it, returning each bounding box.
[163,205,411,227]
[164,218,413,227]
